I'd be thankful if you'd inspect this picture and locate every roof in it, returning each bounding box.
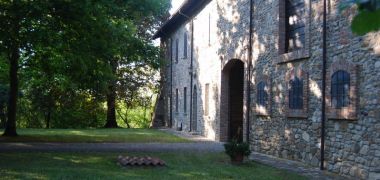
[153,0,211,39]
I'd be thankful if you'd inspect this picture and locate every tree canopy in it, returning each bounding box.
[0,0,170,135]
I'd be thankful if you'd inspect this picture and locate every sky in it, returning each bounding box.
[170,0,185,15]
[153,0,185,45]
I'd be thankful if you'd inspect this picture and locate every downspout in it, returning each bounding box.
[320,0,327,170]
[170,38,173,128]
[189,20,194,132]
[246,0,253,142]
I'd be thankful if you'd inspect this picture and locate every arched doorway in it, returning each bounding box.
[220,59,244,142]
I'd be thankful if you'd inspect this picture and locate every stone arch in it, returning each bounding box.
[220,59,245,142]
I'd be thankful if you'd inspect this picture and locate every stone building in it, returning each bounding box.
[153,0,380,179]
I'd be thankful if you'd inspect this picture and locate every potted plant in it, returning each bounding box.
[224,140,251,164]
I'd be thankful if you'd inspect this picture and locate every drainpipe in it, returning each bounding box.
[189,20,194,132]
[320,0,327,170]
[246,0,253,143]
[170,38,173,128]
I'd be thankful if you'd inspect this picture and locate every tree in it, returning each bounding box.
[0,1,116,135]
[102,0,170,128]
[0,1,170,134]
[340,0,380,35]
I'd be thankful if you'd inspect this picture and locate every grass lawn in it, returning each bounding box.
[0,152,306,180]
[0,128,188,143]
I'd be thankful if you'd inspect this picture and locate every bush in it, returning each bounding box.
[224,140,251,159]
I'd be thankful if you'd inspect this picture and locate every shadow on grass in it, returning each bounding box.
[0,152,307,180]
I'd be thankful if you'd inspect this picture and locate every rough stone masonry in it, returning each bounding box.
[153,0,380,179]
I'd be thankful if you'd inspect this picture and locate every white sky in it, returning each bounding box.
[170,0,186,15]
[153,0,185,46]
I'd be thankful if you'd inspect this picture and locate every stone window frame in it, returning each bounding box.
[278,0,311,64]
[255,75,271,116]
[285,67,308,118]
[326,59,359,120]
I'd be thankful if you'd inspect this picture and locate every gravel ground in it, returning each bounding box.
[0,142,224,153]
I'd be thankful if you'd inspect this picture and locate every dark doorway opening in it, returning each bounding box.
[220,59,244,142]
[228,61,244,142]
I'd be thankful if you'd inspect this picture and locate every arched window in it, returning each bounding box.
[331,70,350,108]
[257,82,267,107]
[289,77,303,109]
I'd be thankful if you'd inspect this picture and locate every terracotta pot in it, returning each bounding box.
[231,154,244,164]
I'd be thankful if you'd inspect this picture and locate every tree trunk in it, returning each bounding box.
[3,46,19,136]
[104,59,118,128]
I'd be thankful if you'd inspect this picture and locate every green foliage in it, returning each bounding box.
[351,9,380,35]
[224,140,252,158]
[340,0,380,35]
[0,1,171,129]
[117,106,154,129]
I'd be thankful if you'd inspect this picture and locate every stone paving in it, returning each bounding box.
[249,152,350,180]
[0,142,224,153]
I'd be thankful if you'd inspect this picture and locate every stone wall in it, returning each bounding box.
[158,0,380,179]
[249,0,380,179]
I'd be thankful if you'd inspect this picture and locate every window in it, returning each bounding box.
[289,77,303,109]
[285,0,306,52]
[331,70,350,108]
[175,39,179,63]
[205,83,210,116]
[327,59,358,120]
[170,39,173,62]
[183,33,188,58]
[285,68,308,118]
[257,82,268,107]
[184,87,187,114]
[175,89,179,113]
[255,75,271,116]
[278,0,310,63]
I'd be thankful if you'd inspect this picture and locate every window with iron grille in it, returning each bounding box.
[257,81,268,107]
[289,77,303,109]
[285,0,306,52]
[331,70,350,109]
[183,33,188,58]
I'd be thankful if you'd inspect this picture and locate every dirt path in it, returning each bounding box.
[0,142,224,153]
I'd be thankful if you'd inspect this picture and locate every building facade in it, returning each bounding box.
[153,0,380,179]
